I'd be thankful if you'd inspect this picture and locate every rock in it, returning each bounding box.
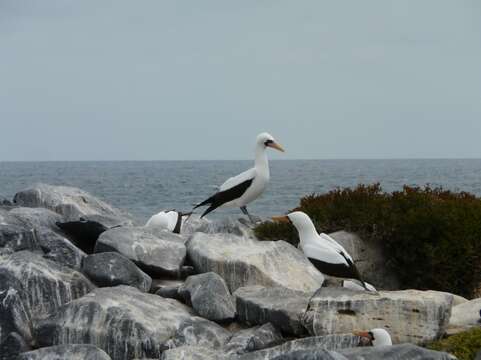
[182,216,254,238]
[82,252,152,292]
[18,344,112,360]
[0,224,38,252]
[0,271,32,344]
[13,183,133,225]
[449,298,481,329]
[224,323,283,354]
[179,272,236,322]
[0,196,12,206]
[161,346,225,360]
[9,207,63,231]
[33,286,231,360]
[338,343,457,360]
[95,227,186,276]
[0,251,94,317]
[187,233,324,293]
[237,335,361,360]
[328,231,400,290]
[302,287,453,345]
[56,218,109,253]
[152,279,184,300]
[234,286,310,336]
[0,332,30,360]
[426,290,468,307]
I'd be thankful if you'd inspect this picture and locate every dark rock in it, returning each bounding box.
[0,196,12,206]
[56,218,108,253]
[0,332,30,360]
[0,224,38,252]
[0,271,32,344]
[234,286,310,336]
[13,183,133,225]
[155,285,182,300]
[33,286,231,360]
[0,251,94,317]
[224,323,283,354]
[95,227,186,277]
[161,346,226,360]
[339,343,457,359]
[179,272,236,322]
[187,233,324,293]
[82,252,152,292]
[18,344,112,360]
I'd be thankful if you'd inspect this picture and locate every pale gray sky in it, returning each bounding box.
[1,1,481,160]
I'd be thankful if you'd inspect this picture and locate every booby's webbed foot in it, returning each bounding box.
[240,206,260,224]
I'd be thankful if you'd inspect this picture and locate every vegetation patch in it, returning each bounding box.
[427,327,481,360]
[255,184,481,298]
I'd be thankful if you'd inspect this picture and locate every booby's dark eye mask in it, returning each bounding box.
[264,139,274,146]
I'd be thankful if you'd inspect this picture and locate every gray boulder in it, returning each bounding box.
[18,344,111,360]
[179,272,236,322]
[0,251,94,317]
[0,224,38,252]
[13,183,133,225]
[234,286,310,336]
[328,231,400,290]
[187,233,324,293]
[224,323,283,355]
[153,279,184,300]
[9,207,63,231]
[161,346,225,360]
[33,286,231,360]
[95,226,186,276]
[302,287,453,345]
[82,252,152,292]
[0,332,30,360]
[449,298,481,329]
[182,215,254,237]
[339,343,457,359]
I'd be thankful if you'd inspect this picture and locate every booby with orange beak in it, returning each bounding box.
[194,132,284,222]
[272,211,373,291]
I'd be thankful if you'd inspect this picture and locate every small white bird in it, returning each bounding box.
[145,210,191,234]
[272,211,372,291]
[194,132,284,222]
[354,328,392,347]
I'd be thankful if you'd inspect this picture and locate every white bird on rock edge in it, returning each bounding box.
[193,132,284,222]
[145,210,191,234]
[354,328,392,347]
[272,211,374,291]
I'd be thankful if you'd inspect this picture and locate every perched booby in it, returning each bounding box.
[272,211,372,291]
[56,218,110,253]
[194,132,284,222]
[355,328,392,347]
[145,210,191,234]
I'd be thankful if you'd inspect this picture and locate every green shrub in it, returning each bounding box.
[255,184,481,298]
[428,327,481,360]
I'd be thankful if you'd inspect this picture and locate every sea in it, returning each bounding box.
[1,159,481,223]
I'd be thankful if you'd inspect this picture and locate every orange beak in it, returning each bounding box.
[271,215,290,223]
[267,142,285,152]
[354,331,370,338]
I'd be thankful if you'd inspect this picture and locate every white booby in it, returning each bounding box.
[145,210,191,234]
[194,132,284,222]
[272,211,372,291]
[354,328,392,347]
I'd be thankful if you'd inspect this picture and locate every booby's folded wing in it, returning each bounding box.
[319,233,353,262]
[302,243,349,266]
[219,168,256,191]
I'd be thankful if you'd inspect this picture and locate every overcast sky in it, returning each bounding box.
[1,1,480,161]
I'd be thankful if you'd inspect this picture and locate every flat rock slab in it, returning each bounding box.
[18,345,112,360]
[234,286,310,336]
[82,252,152,292]
[95,227,186,276]
[0,251,94,317]
[339,343,457,360]
[161,346,226,360]
[449,298,481,328]
[302,288,453,345]
[13,183,133,225]
[179,272,236,322]
[187,233,324,293]
[33,286,231,360]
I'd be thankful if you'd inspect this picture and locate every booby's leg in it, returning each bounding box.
[240,206,256,223]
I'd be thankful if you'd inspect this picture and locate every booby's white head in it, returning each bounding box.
[355,328,392,347]
[256,132,285,152]
[271,211,318,245]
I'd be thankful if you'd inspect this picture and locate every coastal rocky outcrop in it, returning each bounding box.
[18,344,112,360]
[302,287,453,344]
[223,323,283,354]
[95,227,186,276]
[178,272,236,322]
[187,232,324,293]
[0,332,30,360]
[81,252,152,292]
[338,343,457,359]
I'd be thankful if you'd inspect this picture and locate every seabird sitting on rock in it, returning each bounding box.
[355,328,392,347]
[145,210,191,234]
[272,211,373,291]
[193,132,284,223]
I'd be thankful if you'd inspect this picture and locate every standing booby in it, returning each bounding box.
[194,132,284,222]
[145,210,191,234]
[272,211,372,291]
[354,328,392,346]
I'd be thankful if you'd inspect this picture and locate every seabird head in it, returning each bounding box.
[354,328,392,347]
[272,211,313,229]
[256,132,285,152]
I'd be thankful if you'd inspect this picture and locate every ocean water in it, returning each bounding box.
[1,159,481,222]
